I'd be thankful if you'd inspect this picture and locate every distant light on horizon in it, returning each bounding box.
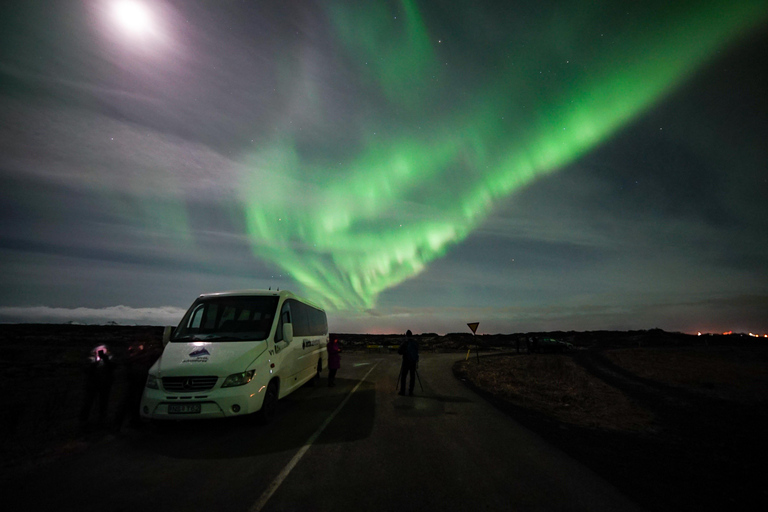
[697,330,768,338]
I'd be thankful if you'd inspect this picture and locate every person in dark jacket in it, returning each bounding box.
[398,330,419,396]
[327,338,342,387]
[114,342,161,431]
[79,345,115,428]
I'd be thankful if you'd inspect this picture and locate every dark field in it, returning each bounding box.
[1,325,766,512]
[455,339,768,512]
[0,324,165,470]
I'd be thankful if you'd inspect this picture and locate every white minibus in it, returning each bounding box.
[140,289,329,422]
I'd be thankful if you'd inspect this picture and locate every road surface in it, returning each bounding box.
[3,352,645,512]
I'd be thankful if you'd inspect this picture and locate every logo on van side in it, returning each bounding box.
[182,347,210,363]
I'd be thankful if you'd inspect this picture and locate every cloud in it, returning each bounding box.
[0,305,186,325]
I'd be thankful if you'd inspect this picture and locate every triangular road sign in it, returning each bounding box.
[467,322,479,334]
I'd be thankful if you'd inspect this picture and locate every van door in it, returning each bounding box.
[275,301,304,394]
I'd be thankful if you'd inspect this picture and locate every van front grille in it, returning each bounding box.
[162,376,218,392]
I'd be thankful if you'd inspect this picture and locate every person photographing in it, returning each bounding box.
[397,330,419,396]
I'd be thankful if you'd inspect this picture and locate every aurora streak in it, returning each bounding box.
[238,0,767,311]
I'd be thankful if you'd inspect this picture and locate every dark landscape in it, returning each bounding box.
[1,324,766,512]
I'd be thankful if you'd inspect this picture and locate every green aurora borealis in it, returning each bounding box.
[239,0,768,311]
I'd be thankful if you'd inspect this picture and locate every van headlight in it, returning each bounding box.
[146,374,159,389]
[222,370,256,388]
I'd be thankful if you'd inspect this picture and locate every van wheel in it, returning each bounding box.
[316,359,323,380]
[257,381,278,424]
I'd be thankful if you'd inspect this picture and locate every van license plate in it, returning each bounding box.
[168,404,201,414]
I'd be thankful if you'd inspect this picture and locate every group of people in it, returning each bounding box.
[79,342,160,432]
[326,329,420,395]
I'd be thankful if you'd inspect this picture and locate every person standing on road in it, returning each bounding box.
[398,330,419,396]
[327,338,342,387]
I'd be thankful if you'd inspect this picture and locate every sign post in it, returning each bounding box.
[467,322,480,363]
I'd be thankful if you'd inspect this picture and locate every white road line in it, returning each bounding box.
[249,362,380,512]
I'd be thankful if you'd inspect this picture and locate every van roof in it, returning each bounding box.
[198,289,288,299]
[196,289,324,311]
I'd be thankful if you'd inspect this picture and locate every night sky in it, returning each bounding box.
[1,0,767,334]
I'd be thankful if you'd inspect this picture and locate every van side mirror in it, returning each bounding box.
[283,323,294,344]
[162,326,174,347]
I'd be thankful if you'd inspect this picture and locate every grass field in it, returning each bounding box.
[454,343,768,512]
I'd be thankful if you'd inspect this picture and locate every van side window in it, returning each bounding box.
[291,300,311,337]
[308,307,327,336]
[275,299,326,340]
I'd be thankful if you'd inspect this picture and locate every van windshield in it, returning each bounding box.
[172,296,279,342]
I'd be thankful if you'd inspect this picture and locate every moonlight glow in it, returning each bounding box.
[112,1,153,36]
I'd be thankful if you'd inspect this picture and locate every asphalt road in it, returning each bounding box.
[3,352,645,512]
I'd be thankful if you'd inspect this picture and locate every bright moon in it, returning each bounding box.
[113,1,152,35]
